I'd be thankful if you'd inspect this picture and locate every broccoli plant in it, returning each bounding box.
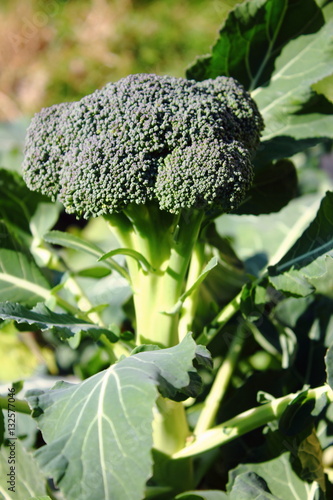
[0,0,333,499]
[22,73,263,348]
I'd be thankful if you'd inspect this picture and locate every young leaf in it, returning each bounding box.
[0,221,51,306]
[187,0,325,91]
[0,302,118,342]
[44,230,129,280]
[165,257,218,314]
[26,334,208,500]
[99,247,155,272]
[30,202,61,240]
[75,267,111,279]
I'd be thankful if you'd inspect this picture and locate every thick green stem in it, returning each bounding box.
[141,210,204,346]
[105,207,204,347]
[173,385,333,459]
[194,324,245,435]
[152,398,194,493]
[152,397,190,455]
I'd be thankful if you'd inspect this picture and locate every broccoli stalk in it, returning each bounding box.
[22,72,264,459]
[105,205,203,346]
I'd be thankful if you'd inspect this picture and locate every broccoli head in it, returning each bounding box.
[23,73,263,218]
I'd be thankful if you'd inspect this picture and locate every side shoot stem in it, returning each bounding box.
[194,324,245,435]
[174,385,333,459]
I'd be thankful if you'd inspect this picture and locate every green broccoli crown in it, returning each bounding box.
[22,73,264,218]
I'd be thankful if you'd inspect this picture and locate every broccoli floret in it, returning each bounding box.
[22,73,263,347]
[23,73,263,218]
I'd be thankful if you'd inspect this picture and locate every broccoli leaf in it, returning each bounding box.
[325,342,333,391]
[0,439,48,499]
[268,271,315,298]
[235,159,298,215]
[269,191,333,275]
[267,192,333,298]
[44,230,129,280]
[0,301,118,342]
[187,0,324,91]
[229,472,279,500]
[227,453,322,499]
[187,0,333,162]
[0,168,51,234]
[253,11,333,142]
[0,221,51,306]
[165,256,218,314]
[99,247,155,272]
[26,334,208,500]
[253,136,328,168]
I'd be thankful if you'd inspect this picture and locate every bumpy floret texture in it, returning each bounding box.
[23,73,264,218]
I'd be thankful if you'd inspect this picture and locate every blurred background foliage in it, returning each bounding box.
[0,0,242,120]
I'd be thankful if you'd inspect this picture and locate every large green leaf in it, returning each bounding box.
[216,193,323,271]
[253,8,333,141]
[235,159,298,215]
[0,439,47,499]
[268,192,333,297]
[253,136,328,168]
[229,472,279,500]
[269,191,333,275]
[187,0,324,90]
[0,302,118,342]
[0,169,50,235]
[227,452,322,499]
[0,222,50,306]
[26,335,210,500]
[269,271,315,297]
[187,0,332,164]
